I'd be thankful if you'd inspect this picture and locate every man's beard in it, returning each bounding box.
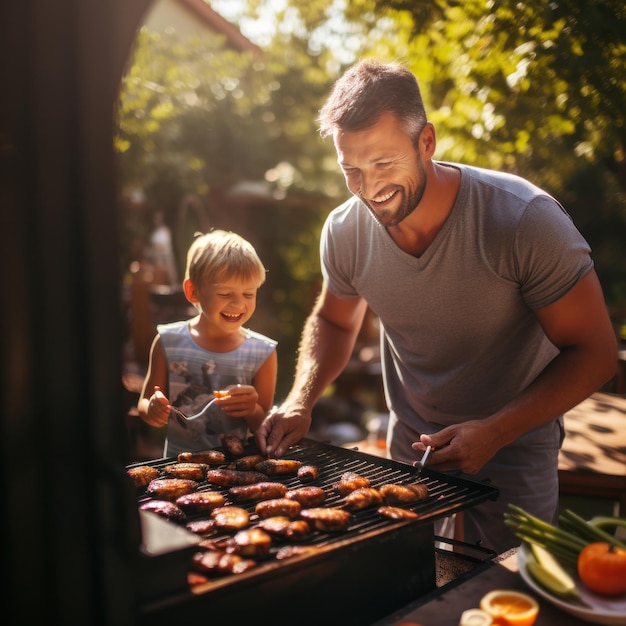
[362,163,427,227]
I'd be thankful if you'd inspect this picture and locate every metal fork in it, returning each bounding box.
[170,397,218,423]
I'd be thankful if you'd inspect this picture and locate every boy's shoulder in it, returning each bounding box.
[243,328,278,349]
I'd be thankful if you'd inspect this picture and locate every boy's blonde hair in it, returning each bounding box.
[185,230,267,291]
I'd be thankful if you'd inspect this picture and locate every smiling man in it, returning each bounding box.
[256,58,617,553]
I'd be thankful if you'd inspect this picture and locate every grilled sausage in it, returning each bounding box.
[139,499,186,521]
[162,462,209,481]
[232,528,272,557]
[175,490,225,514]
[228,454,266,471]
[343,487,384,511]
[285,486,326,507]
[229,482,288,502]
[300,507,353,532]
[127,465,160,488]
[297,464,319,482]
[185,519,217,535]
[334,471,370,496]
[380,483,429,504]
[275,545,321,560]
[211,506,250,531]
[146,477,197,501]
[257,516,311,541]
[377,505,420,520]
[178,449,227,464]
[255,458,302,476]
[206,469,267,487]
[191,550,256,576]
[255,498,302,519]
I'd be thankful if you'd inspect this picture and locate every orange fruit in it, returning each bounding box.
[577,542,626,596]
[479,589,539,626]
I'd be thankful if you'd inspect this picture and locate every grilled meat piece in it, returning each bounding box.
[229,481,287,502]
[297,464,319,482]
[377,505,420,520]
[255,497,302,519]
[334,471,370,496]
[211,506,250,531]
[206,468,267,487]
[255,458,302,476]
[380,483,429,504]
[221,433,246,457]
[139,499,186,521]
[187,571,210,587]
[191,550,256,576]
[127,465,160,488]
[185,519,217,535]
[285,486,326,507]
[275,545,321,560]
[146,477,197,501]
[175,490,226,514]
[284,519,312,541]
[300,507,353,532]
[232,527,273,557]
[257,516,311,541]
[177,449,227,464]
[343,487,384,511]
[162,462,209,481]
[228,454,265,471]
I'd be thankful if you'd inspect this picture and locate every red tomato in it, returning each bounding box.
[577,542,626,596]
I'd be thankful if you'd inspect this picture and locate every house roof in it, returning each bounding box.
[177,0,263,56]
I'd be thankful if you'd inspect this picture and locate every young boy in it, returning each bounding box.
[138,230,277,457]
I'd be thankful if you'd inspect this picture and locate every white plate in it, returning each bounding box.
[517,543,626,625]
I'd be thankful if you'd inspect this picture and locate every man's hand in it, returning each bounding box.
[255,403,312,458]
[412,419,498,475]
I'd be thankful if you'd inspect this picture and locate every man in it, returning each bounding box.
[256,59,617,553]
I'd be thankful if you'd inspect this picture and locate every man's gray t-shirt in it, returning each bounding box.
[321,162,592,437]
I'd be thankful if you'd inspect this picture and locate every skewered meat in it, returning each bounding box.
[221,433,246,457]
[232,527,272,557]
[175,490,225,514]
[377,506,420,520]
[285,486,326,507]
[206,469,267,487]
[191,550,256,576]
[139,499,186,521]
[275,545,322,560]
[334,471,370,496]
[177,449,227,464]
[146,477,197,501]
[297,464,319,482]
[257,516,312,541]
[343,487,384,511]
[211,506,250,531]
[300,507,353,532]
[127,465,160,488]
[229,482,287,502]
[185,519,217,535]
[255,498,302,519]
[380,483,429,504]
[255,458,302,476]
[228,454,265,471]
[162,462,209,481]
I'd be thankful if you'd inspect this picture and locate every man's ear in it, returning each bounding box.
[183,278,198,304]
[420,122,436,159]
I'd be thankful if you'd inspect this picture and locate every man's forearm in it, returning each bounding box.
[286,312,361,410]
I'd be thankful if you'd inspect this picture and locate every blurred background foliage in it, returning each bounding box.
[116,0,626,399]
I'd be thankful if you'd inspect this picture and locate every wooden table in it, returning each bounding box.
[559,392,626,516]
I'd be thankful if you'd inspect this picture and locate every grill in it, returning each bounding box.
[131,438,499,626]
